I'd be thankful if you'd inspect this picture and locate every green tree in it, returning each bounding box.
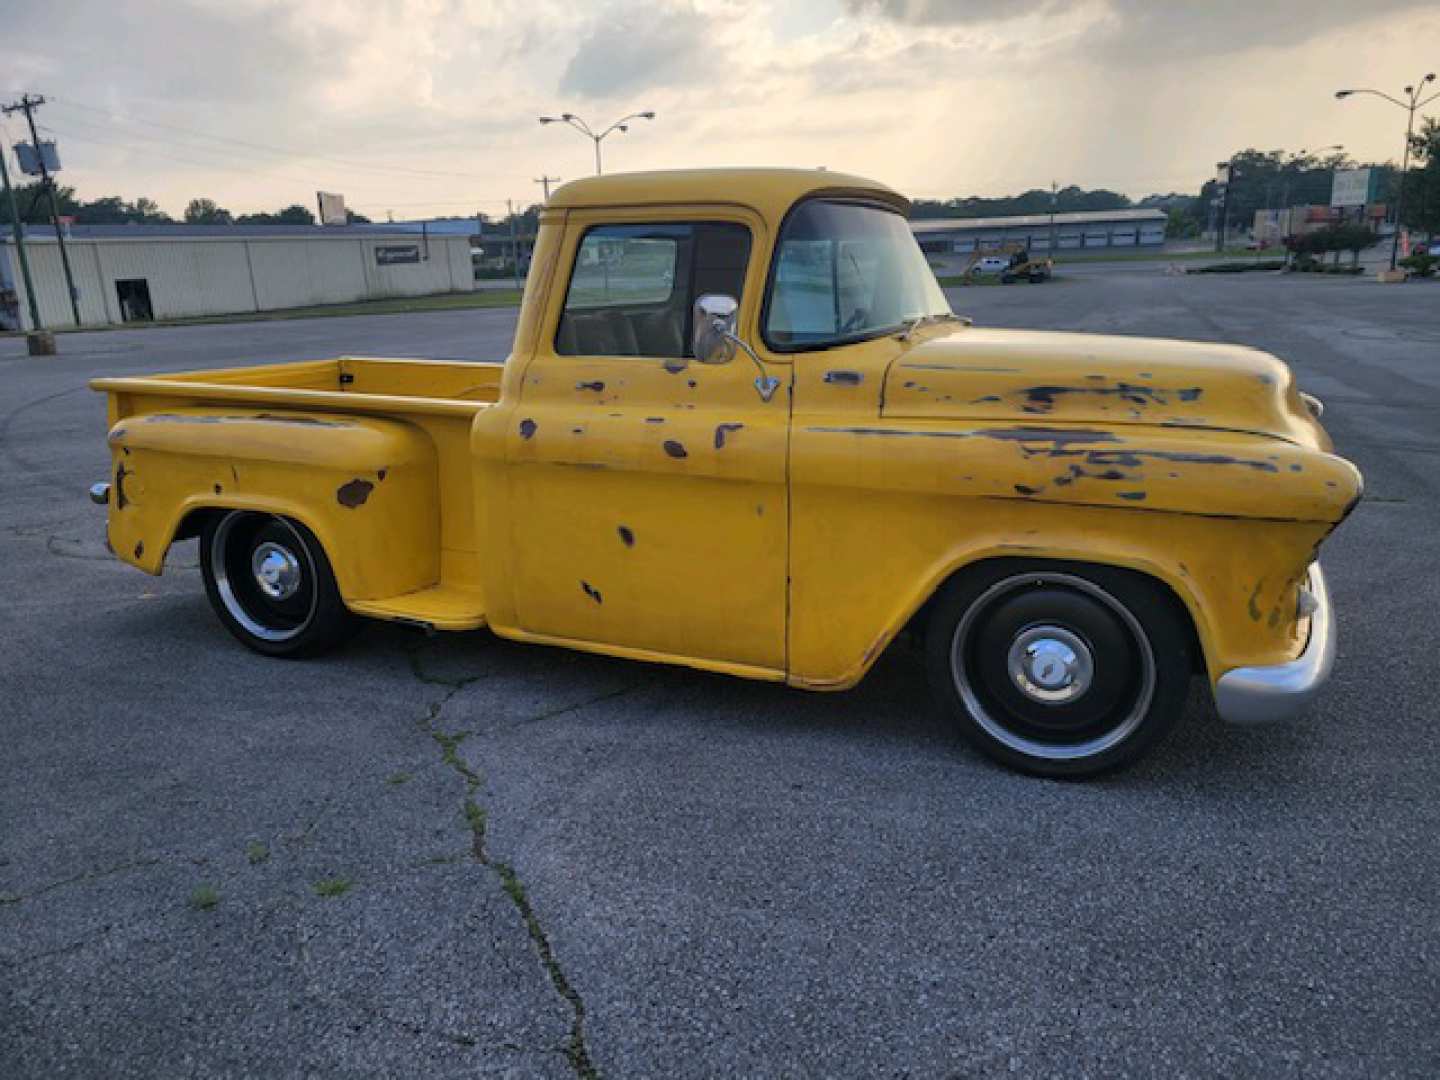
[132,197,171,223]
[0,180,79,224]
[185,198,233,224]
[1401,117,1440,238]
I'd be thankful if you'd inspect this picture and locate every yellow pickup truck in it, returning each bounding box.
[89,168,1361,777]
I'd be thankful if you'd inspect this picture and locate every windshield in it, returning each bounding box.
[763,199,951,351]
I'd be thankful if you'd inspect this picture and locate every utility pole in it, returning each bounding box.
[534,175,561,201]
[0,138,45,343]
[507,198,521,291]
[1049,180,1057,254]
[1214,160,1234,254]
[3,94,81,327]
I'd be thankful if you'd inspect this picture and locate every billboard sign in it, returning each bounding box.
[316,191,347,226]
[375,244,421,266]
[1331,168,1377,207]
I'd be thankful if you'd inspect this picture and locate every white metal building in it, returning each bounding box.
[911,209,1168,258]
[0,223,476,331]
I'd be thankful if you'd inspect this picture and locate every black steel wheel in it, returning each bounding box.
[925,562,1192,778]
[200,511,356,658]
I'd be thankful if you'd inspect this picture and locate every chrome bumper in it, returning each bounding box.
[1214,564,1335,725]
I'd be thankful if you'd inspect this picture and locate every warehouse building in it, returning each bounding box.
[911,209,1167,270]
[0,222,476,331]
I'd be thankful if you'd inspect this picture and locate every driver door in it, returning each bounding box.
[506,207,790,676]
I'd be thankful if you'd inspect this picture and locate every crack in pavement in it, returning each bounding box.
[407,641,611,1080]
[0,857,164,907]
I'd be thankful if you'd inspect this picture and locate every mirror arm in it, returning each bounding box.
[720,329,782,403]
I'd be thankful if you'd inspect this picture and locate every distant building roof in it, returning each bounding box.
[3,221,443,242]
[911,209,1167,232]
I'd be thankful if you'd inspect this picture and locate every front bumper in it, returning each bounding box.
[1214,563,1335,725]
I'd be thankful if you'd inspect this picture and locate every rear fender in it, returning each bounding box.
[105,408,439,601]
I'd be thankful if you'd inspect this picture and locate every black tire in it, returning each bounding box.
[925,561,1192,778]
[1029,273,1045,283]
[1000,274,1015,284]
[200,511,357,658]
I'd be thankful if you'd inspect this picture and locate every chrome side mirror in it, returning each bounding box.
[690,292,782,403]
[692,293,739,365]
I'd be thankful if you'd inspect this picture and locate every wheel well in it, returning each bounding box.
[174,506,223,543]
[906,556,1206,674]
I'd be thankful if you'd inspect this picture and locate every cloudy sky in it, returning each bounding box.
[2,0,1437,219]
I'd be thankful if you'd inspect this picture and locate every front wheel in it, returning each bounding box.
[200,511,356,658]
[925,563,1192,778]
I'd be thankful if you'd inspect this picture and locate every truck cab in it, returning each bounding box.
[91,168,1361,777]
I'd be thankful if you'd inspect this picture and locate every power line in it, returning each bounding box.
[45,94,527,183]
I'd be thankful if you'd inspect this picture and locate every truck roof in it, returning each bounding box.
[548,168,909,220]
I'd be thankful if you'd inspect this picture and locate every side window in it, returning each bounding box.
[556,222,750,358]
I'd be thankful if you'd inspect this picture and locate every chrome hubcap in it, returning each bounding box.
[1007,625,1093,704]
[251,542,301,600]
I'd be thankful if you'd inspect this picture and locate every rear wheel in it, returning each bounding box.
[200,511,356,658]
[925,563,1191,778]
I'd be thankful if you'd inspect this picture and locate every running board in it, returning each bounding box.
[347,585,487,631]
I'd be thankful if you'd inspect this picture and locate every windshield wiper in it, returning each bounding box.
[896,312,969,341]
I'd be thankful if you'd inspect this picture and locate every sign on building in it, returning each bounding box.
[375,244,421,266]
[316,191,348,226]
[1331,168,1377,207]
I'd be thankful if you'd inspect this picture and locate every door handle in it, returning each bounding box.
[823,370,863,385]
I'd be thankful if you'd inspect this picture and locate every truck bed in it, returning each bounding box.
[90,357,504,631]
[93,355,505,410]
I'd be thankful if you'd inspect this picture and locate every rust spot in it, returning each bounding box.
[114,462,130,510]
[337,479,374,508]
[251,413,349,427]
[687,379,697,389]
[645,417,666,424]
[1116,491,1147,501]
[970,395,1001,404]
[807,426,972,439]
[1087,449,1278,473]
[519,418,537,440]
[1014,484,1041,496]
[1019,383,1202,412]
[580,580,603,604]
[979,427,1122,453]
[663,440,688,459]
[617,526,635,547]
[1289,464,1302,472]
[576,381,605,392]
[377,468,388,481]
[213,483,223,495]
[134,540,144,559]
[1248,580,1265,622]
[714,423,744,449]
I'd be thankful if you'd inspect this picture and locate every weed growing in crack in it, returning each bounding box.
[313,876,353,899]
[189,884,219,911]
[387,771,413,786]
[245,841,270,865]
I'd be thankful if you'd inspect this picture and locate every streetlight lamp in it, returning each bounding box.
[537,111,656,175]
[1335,74,1439,270]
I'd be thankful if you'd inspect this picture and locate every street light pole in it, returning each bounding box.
[1335,74,1439,270]
[537,111,656,175]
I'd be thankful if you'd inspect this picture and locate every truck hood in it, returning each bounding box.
[882,326,1330,449]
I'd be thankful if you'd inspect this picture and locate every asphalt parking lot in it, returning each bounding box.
[3,266,1438,1077]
